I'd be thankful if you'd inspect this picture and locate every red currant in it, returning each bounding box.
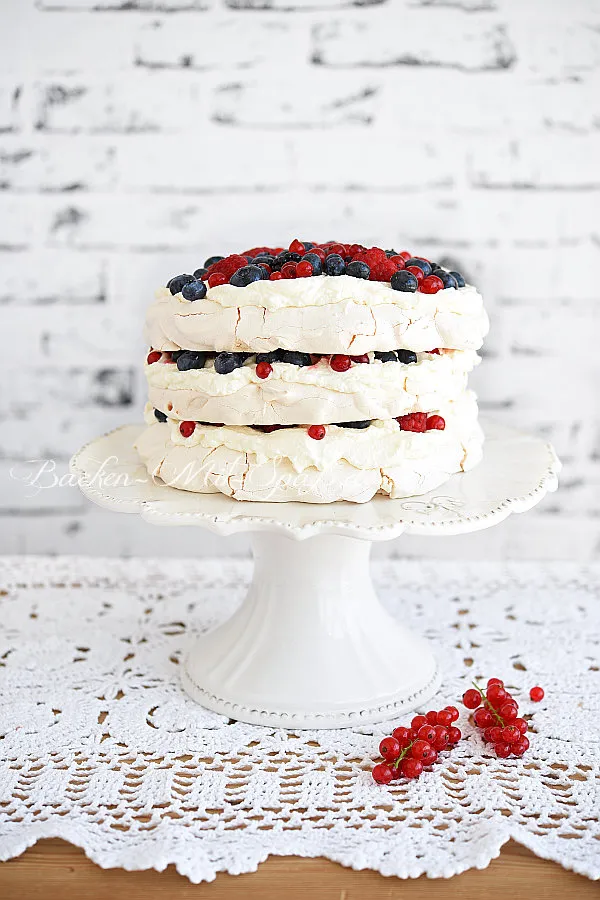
[463,689,481,710]
[147,350,162,365]
[207,272,227,288]
[494,742,512,759]
[255,361,272,379]
[330,354,352,372]
[500,703,518,722]
[445,706,459,723]
[350,354,369,364]
[296,260,313,278]
[486,684,509,707]
[424,748,438,767]
[307,425,326,441]
[411,715,428,731]
[372,763,394,784]
[270,271,284,281]
[289,238,305,254]
[398,412,427,433]
[436,710,452,727]
[483,726,503,743]
[417,725,437,744]
[487,678,504,688]
[400,757,423,780]
[379,736,401,762]
[179,421,196,438]
[447,726,462,744]
[514,718,528,735]
[530,686,544,702]
[426,415,446,431]
[410,740,432,760]
[420,275,444,294]
[473,707,494,728]
[281,263,297,279]
[392,726,412,748]
[512,736,530,755]
[501,725,521,744]
[398,251,412,261]
[388,255,406,268]
[432,725,449,750]
[425,711,438,726]
[406,265,424,283]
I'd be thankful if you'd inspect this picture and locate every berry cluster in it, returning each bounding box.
[166,240,467,297]
[462,679,530,758]
[172,415,445,440]
[372,707,461,784]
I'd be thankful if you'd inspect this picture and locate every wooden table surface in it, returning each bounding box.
[0,838,596,900]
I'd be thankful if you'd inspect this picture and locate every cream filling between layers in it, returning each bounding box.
[145,350,480,425]
[146,276,489,355]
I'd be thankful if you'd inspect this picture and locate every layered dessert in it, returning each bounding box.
[136,241,488,503]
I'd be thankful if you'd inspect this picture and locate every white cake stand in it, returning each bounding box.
[70,421,560,729]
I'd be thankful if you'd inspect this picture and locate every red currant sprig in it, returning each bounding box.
[463,678,531,758]
[371,707,462,784]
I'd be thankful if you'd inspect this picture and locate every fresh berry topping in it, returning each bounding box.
[179,421,196,438]
[335,420,371,429]
[289,238,306,254]
[181,279,207,301]
[154,408,167,423]
[404,258,432,277]
[308,424,326,440]
[270,271,283,280]
[193,267,208,280]
[146,350,162,365]
[296,260,313,278]
[435,270,458,289]
[330,354,352,372]
[346,260,370,280]
[420,275,445,294]
[398,412,428,432]
[280,350,312,367]
[529,686,544,702]
[350,354,369,364]
[167,274,194,295]
[281,263,297,279]
[229,265,264,287]
[370,259,398,283]
[214,352,245,375]
[372,763,394,784]
[204,255,224,268]
[400,757,423,779]
[373,351,396,363]
[255,351,279,365]
[406,265,425,283]
[426,415,446,431]
[449,270,466,287]
[379,737,401,762]
[463,689,481,709]
[390,270,418,293]
[177,351,208,371]
[255,361,273,379]
[391,726,412,747]
[324,254,345,276]
[398,251,411,261]
[302,252,323,275]
[388,255,406,268]
[396,349,418,365]
[208,272,227,288]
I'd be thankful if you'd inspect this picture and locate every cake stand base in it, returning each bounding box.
[70,421,560,729]
[181,532,439,728]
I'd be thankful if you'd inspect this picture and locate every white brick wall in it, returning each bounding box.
[1,0,599,559]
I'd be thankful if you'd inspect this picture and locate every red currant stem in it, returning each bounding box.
[472,681,505,727]
[391,741,415,770]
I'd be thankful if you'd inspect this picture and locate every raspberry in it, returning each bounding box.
[256,362,272,379]
[308,425,326,440]
[530,686,544,702]
[146,351,162,365]
[330,355,352,372]
[207,254,248,280]
[370,259,398,282]
[426,415,446,431]
[179,421,196,438]
[398,412,427,433]
[296,260,313,277]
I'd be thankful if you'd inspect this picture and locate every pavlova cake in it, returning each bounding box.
[135,240,488,503]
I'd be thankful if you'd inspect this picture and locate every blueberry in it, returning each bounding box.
[204,255,224,268]
[169,350,184,361]
[254,255,274,266]
[177,351,208,371]
[279,350,312,367]
[449,270,465,287]
[181,279,207,301]
[324,254,345,276]
[404,258,432,277]
[396,349,418,365]
[335,420,371,429]
[374,351,397,363]
[302,252,323,275]
[193,266,208,279]
[214,352,245,374]
[166,274,194,295]
[303,241,315,250]
[154,408,167,423]
[346,260,370,280]
[385,249,398,258]
[434,270,458,289]
[229,265,264,287]
[390,271,418,292]
[255,350,281,365]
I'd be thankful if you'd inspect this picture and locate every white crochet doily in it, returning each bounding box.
[0,556,599,883]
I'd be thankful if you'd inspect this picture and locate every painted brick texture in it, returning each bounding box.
[1,0,599,558]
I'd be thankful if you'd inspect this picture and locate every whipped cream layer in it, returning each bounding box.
[135,395,483,503]
[146,276,489,355]
[146,349,480,426]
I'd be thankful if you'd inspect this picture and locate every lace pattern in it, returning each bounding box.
[0,556,599,883]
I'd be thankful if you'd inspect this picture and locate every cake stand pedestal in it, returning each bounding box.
[70,421,560,729]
